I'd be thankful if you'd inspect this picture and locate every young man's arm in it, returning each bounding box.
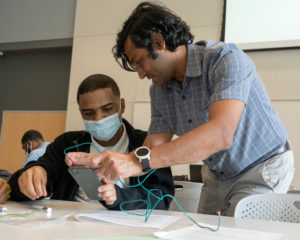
[10,133,73,200]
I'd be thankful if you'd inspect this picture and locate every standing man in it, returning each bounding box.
[66,2,294,216]
[21,130,50,167]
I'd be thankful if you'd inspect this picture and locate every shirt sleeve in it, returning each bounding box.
[209,45,254,104]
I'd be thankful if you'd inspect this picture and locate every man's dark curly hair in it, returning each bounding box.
[112,1,194,72]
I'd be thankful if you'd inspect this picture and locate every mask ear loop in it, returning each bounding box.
[26,141,32,155]
[26,144,29,155]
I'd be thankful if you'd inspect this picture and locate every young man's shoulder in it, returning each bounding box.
[122,119,146,134]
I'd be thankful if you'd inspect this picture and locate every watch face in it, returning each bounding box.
[136,147,149,156]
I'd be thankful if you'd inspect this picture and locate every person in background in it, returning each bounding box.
[21,130,50,167]
[0,169,11,203]
[9,74,174,210]
[66,2,294,216]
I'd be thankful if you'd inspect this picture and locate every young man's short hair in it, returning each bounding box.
[21,130,44,144]
[77,74,120,103]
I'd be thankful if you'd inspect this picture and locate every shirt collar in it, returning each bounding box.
[185,43,202,77]
[165,43,203,90]
[38,142,49,149]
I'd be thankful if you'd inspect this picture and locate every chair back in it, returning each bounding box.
[234,193,300,223]
[169,181,203,213]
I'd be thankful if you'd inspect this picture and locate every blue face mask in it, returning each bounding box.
[84,112,121,141]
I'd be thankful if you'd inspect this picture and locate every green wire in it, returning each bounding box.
[64,142,221,232]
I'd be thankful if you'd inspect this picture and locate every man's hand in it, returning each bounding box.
[98,177,116,205]
[65,150,142,180]
[18,166,48,200]
[0,178,8,204]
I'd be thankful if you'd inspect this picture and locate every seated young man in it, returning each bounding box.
[21,130,50,167]
[9,74,174,210]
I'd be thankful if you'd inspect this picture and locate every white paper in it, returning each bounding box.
[75,210,180,229]
[154,223,283,240]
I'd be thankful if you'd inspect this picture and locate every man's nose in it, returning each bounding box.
[137,66,146,79]
[94,112,103,121]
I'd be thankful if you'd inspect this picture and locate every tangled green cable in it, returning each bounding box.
[64,142,221,232]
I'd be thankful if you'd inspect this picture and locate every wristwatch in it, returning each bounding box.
[135,146,151,173]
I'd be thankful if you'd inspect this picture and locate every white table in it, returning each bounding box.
[0,199,299,240]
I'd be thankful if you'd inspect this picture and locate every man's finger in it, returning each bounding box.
[101,177,108,185]
[41,175,48,196]
[102,190,115,198]
[33,179,43,198]
[32,170,47,197]
[98,184,113,193]
[90,153,106,168]
[20,176,38,200]
[65,152,93,166]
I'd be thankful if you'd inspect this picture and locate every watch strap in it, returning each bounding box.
[140,157,151,173]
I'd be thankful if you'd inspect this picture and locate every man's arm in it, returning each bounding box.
[143,131,173,149]
[66,99,244,180]
[148,99,245,168]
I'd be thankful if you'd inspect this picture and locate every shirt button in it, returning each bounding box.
[182,95,186,100]
[188,119,192,123]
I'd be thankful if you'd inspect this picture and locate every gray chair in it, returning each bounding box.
[169,181,203,213]
[234,193,300,223]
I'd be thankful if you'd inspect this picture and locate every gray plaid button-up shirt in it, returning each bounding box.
[148,40,287,181]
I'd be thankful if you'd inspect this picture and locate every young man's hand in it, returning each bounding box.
[0,178,8,204]
[98,177,117,205]
[18,166,48,200]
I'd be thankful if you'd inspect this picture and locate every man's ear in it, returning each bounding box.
[151,33,166,50]
[120,98,125,114]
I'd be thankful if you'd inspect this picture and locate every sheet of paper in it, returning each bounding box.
[54,237,157,240]
[154,223,283,240]
[75,210,180,229]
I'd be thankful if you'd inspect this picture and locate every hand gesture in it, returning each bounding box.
[98,177,117,205]
[18,166,48,200]
[65,150,141,180]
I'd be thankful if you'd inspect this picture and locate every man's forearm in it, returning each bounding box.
[148,121,232,169]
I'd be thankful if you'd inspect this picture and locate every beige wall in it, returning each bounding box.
[67,0,300,188]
